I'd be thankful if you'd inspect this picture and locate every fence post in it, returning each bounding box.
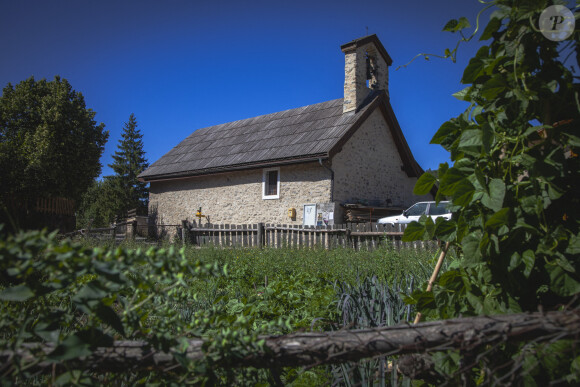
[130,220,137,240]
[346,225,352,249]
[112,225,117,242]
[257,222,264,249]
[181,220,189,246]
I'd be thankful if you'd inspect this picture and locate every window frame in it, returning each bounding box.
[262,167,280,200]
[405,202,428,217]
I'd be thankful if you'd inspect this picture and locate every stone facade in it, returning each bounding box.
[342,40,389,113]
[149,162,331,225]
[149,108,428,226]
[332,109,429,209]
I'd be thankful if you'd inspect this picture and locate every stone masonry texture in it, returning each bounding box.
[148,107,428,226]
[148,162,331,225]
[332,109,429,208]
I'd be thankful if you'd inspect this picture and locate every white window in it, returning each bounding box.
[262,167,280,199]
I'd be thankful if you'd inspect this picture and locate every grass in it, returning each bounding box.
[77,237,440,281]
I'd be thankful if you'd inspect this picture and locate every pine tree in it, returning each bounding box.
[107,113,149,218]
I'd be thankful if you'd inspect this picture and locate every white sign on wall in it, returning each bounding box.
[303,204,316,226]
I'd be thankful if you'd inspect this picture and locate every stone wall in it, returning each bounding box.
[331,109,431,209]
[343,41,390,113]
[342,47,368,113]
[149,162,332,225]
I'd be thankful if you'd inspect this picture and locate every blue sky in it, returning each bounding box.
[1,0,493,177]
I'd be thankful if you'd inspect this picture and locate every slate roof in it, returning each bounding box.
[139,91,422,181]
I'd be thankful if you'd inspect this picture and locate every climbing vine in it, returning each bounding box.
[405,0,580,383]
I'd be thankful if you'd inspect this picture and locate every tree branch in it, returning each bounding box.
[2,310,578,374]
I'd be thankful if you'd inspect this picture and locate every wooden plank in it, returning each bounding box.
[274,224,282,249]
[242,224,247,247]
[396,224,403,250]
[188,227,257,233]
[280,224,285,247]
[250,224,255,247]
[231,224,237,247]
[196,222,202,246]
[216,224,222,247]
[257,223,263,248]
[200,223,206,247]
[212,223,217,246]
[265,225,347,232]
[221,223,227,247]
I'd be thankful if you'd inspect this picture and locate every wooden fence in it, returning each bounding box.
[183,221,438,250]
[1,196,76,232]
[65,219,140,241]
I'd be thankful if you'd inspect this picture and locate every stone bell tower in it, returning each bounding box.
[341,34,392,113]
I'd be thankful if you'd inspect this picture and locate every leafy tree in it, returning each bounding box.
[0,76,108,222]
[405,0,580,383]
[106,113,149,219]
[75,179,119,229]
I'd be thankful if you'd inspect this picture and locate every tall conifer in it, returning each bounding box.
[107,113,149,218]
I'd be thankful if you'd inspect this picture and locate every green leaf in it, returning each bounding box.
[34,321,61,343]
[458,129,483,149]
[509,252,521,272]
[402,221,427,242]
[522,250,535,278]
[438,270,461,288]
[563,132,580,147]
[549,265,580,297]
[431,121,459,144]
[444,17,471,32]
[462,231,483,264]
[547,181,564,200]
[566,234,580,255]
[434,219,456,241]
[485,208,510,230]
[571,356,580,381]
[72,281,109,312]
[481,76,507,99]
[413,172,436,195]
[49,334,92,361]
[413,290,436,311]
[439,168,465,196]
[480,17,502,40]
[473,168,487,192]
[96,305,125,336]
[423,215,436,239]
[466,291,484,314]
[0,285,34,301]
[481,179,505,212]
[462,59,484,84]
[452,86,472,101]
[443,19,459,32]
[457,17,471,31]
[481,122,494,153]
[452,179,476,207]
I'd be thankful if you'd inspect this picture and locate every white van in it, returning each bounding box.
[377,201,451,226]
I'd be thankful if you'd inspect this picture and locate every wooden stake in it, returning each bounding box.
[414,241,450,324]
